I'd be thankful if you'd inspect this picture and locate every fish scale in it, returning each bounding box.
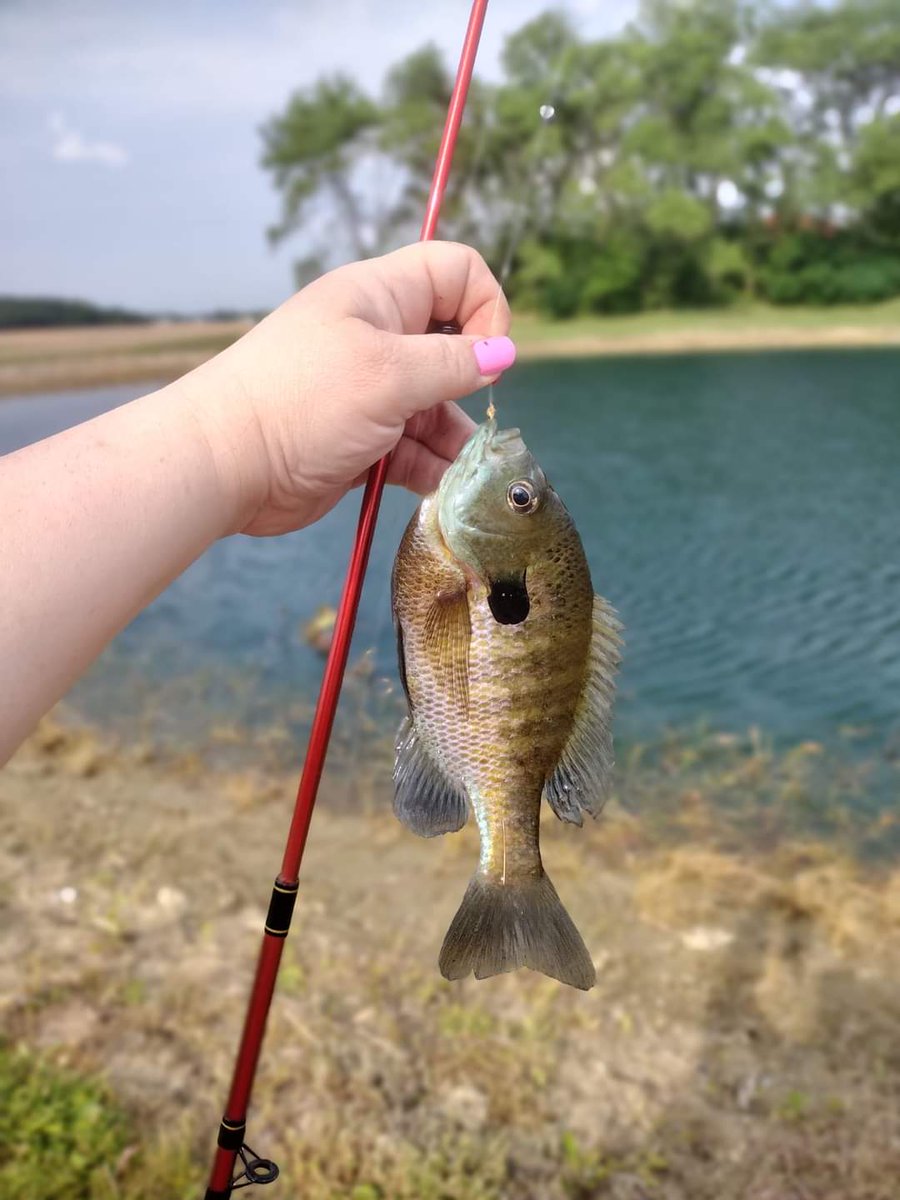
[391,417,621,989]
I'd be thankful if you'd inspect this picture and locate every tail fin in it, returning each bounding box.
[438,872,595,991]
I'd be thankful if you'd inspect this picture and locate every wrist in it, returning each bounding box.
[162,359,270,537]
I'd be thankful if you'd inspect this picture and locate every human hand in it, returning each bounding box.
[182,241,514,537]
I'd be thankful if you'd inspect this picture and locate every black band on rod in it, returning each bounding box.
[217,1117,247,1150]
[264,879,299,938]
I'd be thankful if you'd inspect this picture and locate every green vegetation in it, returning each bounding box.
[263,0,900,315]
[0,297,148,330]
[0,1042,129,1199]
[0,1042,200,1199]
[511,295,900,350]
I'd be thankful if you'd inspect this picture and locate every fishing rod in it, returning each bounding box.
[203,2,490,1195]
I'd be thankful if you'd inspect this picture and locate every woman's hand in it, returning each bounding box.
[182,240,514,536]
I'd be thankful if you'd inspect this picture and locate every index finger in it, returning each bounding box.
[320,241,511,338]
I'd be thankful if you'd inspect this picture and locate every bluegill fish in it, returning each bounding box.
[391,418,621,990]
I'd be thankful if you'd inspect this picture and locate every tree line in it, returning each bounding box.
[262,0,900,316]
[0,297,148,330]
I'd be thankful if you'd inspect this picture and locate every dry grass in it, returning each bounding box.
[0,321,251,396]
[1,718,899,1197]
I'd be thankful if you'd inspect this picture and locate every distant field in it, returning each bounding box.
[1,302,899,396]
[0,319,251,395]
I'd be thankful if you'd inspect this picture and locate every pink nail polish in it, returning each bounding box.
[473,335,516,376]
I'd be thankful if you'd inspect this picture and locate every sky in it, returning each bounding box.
[1,0,637,313]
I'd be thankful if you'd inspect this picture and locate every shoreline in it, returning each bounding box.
[2,718,899,1198]
[1,307,899,396]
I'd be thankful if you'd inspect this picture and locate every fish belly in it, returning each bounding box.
[461,586,590,881]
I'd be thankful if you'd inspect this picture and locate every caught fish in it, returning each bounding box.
[391,417,621,990]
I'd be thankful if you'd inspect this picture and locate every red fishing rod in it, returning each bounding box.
[204,2,490,1195]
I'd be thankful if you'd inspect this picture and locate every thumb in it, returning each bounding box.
[378,332,517,418]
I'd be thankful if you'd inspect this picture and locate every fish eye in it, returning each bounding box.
[506,479,539,514]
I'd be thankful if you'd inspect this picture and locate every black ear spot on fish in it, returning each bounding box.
[488,576,529,625]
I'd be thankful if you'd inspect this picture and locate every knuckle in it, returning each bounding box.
[436,333,465,383]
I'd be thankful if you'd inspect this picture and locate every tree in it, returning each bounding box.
[755,0,900,215]
[378,45,492,247]
[260,0,900,312]
[261,77,380,266]
[850,114,900,243]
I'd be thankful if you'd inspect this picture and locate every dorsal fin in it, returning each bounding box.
[543,595,622,825]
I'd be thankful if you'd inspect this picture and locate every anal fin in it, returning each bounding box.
[393,716,469,838]
[544,595,622,825]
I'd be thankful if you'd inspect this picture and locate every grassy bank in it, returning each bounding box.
[513,297,900,359]
[1,718,899,1198]
[1,300,899,396]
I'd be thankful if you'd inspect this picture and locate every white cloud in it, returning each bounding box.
[49,113,128,167]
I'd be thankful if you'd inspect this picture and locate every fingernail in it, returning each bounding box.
[473,335,516,376]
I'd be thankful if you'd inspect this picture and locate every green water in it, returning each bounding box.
[2,349,899,763]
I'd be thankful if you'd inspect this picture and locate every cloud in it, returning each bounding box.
[48,112,128,167]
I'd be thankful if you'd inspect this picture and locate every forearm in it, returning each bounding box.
[0,379,238,762]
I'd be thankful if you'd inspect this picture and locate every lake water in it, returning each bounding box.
[3,350,900,761]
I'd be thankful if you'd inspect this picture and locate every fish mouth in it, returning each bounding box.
[463,417,526,466]
[443,419,527,489]
[488,424,526,454]
[435,416,538,549]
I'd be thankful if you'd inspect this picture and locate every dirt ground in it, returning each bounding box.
[1,720,899,1198]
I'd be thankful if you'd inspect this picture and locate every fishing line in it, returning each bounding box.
[484,101,558,421]
[480,13,578,422]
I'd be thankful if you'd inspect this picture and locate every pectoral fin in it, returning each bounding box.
[422,586,471,715]
[393,716,469,838]
[544,595,622,825]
